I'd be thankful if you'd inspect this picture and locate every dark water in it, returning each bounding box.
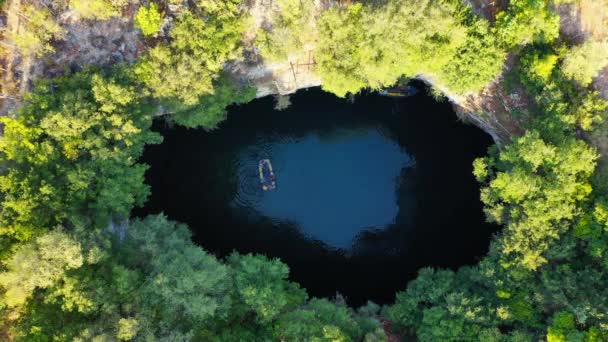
[136,83,498,306]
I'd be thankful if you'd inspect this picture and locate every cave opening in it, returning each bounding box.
[135,82,499,305]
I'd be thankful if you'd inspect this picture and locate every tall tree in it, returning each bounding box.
[315,0,502,97]
[135,3,164,37]
[495,0,560,48]
[562,40,608,87]
[6,4,64,56]
[0,69,161,256]
[474,132,598,270]
[135,5,246,106]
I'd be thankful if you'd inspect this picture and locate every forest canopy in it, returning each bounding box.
[314,0,505,97]
[1,0,608,341]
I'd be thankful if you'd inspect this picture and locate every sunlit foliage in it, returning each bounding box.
[495,0,560,48]
[135,5,246,106]
[135,3,164,36]
[0,230,83,309]
[315,0,505,97]
[0,69,161,256]
[441,16,507,93]
[6,4,64,56]
[562,40,608,86]
[475,132,598,270]
[256,0,317,62]
[1,0,608,340]
[170,74,256,129]
[70,0,128,20]
[516,47,608,134]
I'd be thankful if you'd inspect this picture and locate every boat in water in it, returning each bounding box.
[378,85,418,98]
[259,159,276,191]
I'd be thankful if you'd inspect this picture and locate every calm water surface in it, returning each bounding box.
[136,83,498,305]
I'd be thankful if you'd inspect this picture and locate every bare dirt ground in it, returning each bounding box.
[594,65,608,101]
[0,0,24,117]
[558,3,586,45]
[31,3,145,82]
[578,0,608,40]
[466,0,508,22]
[380,318,404,342]
[0,2,145,116]
[557,0,608,43]
[229,0,323,97]
[454,54,529,145]
[1,0,322,113]
[460,0,608,157]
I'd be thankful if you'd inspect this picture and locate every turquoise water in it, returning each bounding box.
[231,129,415,248]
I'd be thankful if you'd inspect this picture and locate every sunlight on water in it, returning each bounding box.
[231,128,415,249]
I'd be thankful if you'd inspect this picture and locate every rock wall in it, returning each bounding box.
[3,0,606,154]
[227,59,517,147]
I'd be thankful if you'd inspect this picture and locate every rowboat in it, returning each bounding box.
[378,85,418,97]
[259,159,276,191]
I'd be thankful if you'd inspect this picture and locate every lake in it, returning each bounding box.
[136,82,498,305]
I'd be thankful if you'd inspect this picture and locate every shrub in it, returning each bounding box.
[562,40,608,86]
[135,3,163,37]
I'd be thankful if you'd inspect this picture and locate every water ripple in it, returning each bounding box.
[229,126,415,249]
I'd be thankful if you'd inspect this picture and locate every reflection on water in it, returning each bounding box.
[230,129,415,249]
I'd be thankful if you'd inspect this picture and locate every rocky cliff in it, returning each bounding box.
[1,0,606,156]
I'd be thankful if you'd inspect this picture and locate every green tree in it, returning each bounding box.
[169,74,256,129]
[255,0,317,62]
[70,0,128,20]
[228,253,306,323]
[571,91,608,131]
[117,318,139,341]
[519,50,560,88]
[315,3,367,97]
[516,49,608,134]
[495,0,560,48]
[4,215,385,340]
[562,40,608,86]
[386,267,502,342]
[135,6,245,106]
[2,0,608,340]
[127,215,232,329]
[0,231,83,309]
[316,0,490,97]
[0,69,161,256]
[273,298,378,341]
[7,215,231,340]
[475,132,598,269]
[441,19,507,93]
[135,3,163,36]
[7,4,64,56]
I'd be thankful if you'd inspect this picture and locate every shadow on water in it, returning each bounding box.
[134,82,499,306]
